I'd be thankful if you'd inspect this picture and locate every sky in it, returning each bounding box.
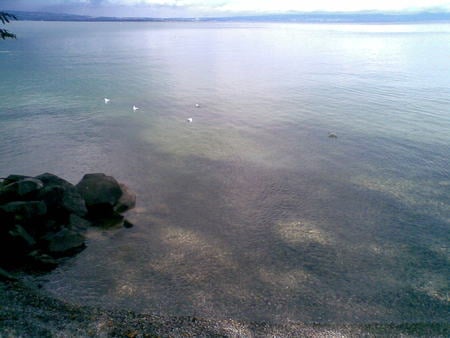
[2,0,450,18]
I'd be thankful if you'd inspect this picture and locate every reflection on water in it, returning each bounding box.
[0,22,449,323]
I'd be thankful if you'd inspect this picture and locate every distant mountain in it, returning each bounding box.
[7,11,91,22]
[204,12,450,23]
[7,10,450,23]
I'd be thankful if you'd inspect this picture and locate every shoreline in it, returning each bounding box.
[1,280,448,337]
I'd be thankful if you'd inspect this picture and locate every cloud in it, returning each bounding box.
[93,0,450,12]
[3,0,450,16]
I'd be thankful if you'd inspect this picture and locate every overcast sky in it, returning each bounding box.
[3,0,450,17]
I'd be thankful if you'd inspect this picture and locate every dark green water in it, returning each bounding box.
[0,22,449,323]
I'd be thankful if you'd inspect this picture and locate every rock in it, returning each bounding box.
[37,185,65,213]
[114,183,136,213]
[123,219,134,228]
[2,174,32,185]
[0,172,136,273]
[62,187,88,217]
[27,250,58,269]
[44,229,85,256]
[69,214,92,231]
[0,201,47,224]
[8,178,43,197]
[91,211,124,228]
[36,174,87,217]
[0,178,44,204]
[328,132,338,138]
[0,266,18,281]
[0,207,14,229]
[76,173,122,211]
[9,224,36,248]
[35,173,73,188]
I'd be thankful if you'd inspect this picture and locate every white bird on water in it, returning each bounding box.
[133,105,139,111]
[195,103,200,108]
[104,98,110,104]
[187,118,193,123]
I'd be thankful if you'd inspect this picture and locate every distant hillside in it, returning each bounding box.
[6,10,450,23]
[7,11,91,22]
[205,12,450,23]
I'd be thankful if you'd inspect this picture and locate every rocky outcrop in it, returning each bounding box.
[0,173,136,273]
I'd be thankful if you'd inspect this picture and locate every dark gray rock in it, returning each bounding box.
[0,172,136,273]
[62,187,88,217]
[37,185,65,213]
[76,173,122,210]
[35,173,73,188]
[36,174,87,217]
[0,207,14,229]
[16,178,44,196]
[91,211,124,228]
[123,219,134,228]
[69,214,92,231]
[44,229,85,256]
[0,266,18,281]
[114,183,136,213]
[9,225,36,248]
[2,174,32,185]
[1,178,44,201]
[27,250,58,269]
[0,201,47,224]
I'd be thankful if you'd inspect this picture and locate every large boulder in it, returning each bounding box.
[36,173,87,217]
[0,178,44,203]
[2,174,32,185]
[8,224,36,248]
[76,173,122,211]
[35,173,73,188]
[0,201,47,224]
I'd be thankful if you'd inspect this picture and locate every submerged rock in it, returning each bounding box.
[44,229,85,256]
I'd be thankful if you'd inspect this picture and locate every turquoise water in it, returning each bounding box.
[1,22,449,323]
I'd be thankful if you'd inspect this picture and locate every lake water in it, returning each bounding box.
[0,21,449,324]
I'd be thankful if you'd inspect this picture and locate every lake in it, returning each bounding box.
[0,21,449,323]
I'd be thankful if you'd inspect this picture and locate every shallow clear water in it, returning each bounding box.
[1,21,449,323]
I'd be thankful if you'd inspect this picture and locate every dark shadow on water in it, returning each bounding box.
[37,116,450,325]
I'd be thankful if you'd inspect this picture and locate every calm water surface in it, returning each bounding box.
[0,22,449,323]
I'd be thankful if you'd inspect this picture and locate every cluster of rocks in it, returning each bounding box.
[0,173,136,272]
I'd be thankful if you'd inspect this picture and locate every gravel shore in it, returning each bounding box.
[1,280,449,337]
